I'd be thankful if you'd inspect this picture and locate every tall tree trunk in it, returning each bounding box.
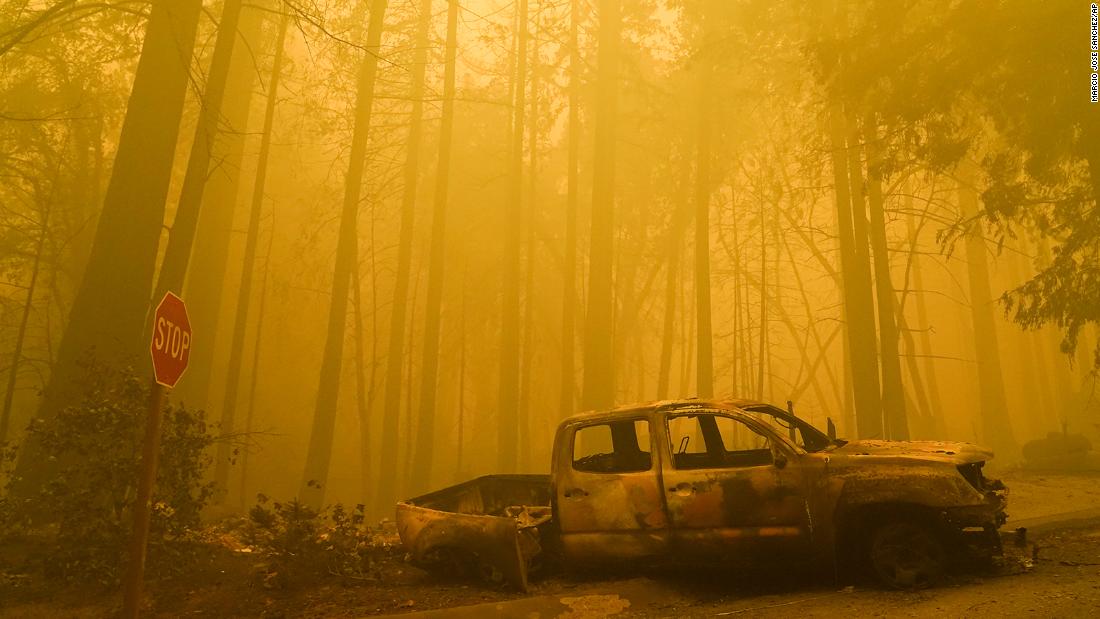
[14,0,203,490]
[862,115,908,439]
[766,211,779,402]
[352,258,371,502]
[821,0,883,438]
[657,157,690,400]
[498,0,527,470]
[60,77,97,300]
[958,168,1018,458]
[401,264,421,498]
[410,0,458,495]
[729,188,743,396]
[842,114,884,438]
[580,0,620,411]
[213,9,288,499]
[361,191,382,500]
[454,264,468,482]
[300,0,389,509]
[238,199,276,508]
[518,1,540,470]
[740,221,755,396]
[558,0,580,418]
[680,266,696,396]
[177,0,267,412]
[375,0,433,509]
[756,201,767,400]
[150,0,245,313]
[905,202,947,435]
[693,5,714,399]
[826,105,883,437]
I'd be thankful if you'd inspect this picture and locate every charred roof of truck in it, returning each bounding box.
[562,398,837,452]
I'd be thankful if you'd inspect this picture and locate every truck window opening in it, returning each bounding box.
[572,419,651,473]
[667,413,774,469]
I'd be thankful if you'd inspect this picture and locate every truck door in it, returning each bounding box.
[555,417,669,562]
[661,412,811,563]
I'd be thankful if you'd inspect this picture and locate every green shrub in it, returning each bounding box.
[0,360,215,586]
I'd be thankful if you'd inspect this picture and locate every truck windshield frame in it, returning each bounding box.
[739,404,834,452]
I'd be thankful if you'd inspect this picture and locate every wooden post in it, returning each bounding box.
[123,381,166,618]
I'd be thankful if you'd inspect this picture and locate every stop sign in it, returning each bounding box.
[149,291,191,387]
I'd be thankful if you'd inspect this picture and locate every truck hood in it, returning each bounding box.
[831,439,994,464]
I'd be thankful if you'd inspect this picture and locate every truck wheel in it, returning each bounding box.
[867,520,945,589]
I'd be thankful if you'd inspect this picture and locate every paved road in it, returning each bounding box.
[384,508,1100,619]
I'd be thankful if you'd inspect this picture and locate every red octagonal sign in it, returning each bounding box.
[150,291,192,388]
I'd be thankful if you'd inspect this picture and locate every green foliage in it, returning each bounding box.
[245,495,388,588]
[1003,239,1100,368]
[805,0,1100,368]
[0,360,215,586]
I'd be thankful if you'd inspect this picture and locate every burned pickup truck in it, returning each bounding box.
[396,399,1007,590]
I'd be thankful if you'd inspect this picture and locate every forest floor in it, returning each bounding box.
[3,468,1100,618]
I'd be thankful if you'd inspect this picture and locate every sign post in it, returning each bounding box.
[123,291,191,618]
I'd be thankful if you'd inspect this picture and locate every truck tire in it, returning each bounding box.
[866,519,946,589]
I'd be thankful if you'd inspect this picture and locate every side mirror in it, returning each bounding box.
[774,453,788,469]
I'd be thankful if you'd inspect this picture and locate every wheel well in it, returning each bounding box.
[835,502,945,559]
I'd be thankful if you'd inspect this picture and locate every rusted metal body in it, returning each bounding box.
[396,474,552,590]
[397,399,1008,588]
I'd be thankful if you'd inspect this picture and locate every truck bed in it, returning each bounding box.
[395,474,553,590]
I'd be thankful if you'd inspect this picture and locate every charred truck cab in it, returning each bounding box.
[396,399,1008,590]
